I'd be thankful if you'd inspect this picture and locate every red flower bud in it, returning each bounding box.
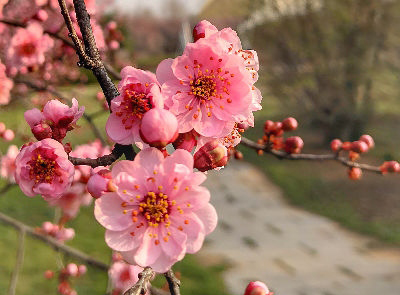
[359,134,374,149]
[87,169,113,199]
[350,141,369,154]
[330,139,342,152]
[173,130,198,153]
[380,161,400,174]
[194,140,228,172]
[284,136,304,154]
[282,117,298,131]
[341,141,351,151]
[348,167,362,180]
[192,20,218,42]
[244,281,271,295]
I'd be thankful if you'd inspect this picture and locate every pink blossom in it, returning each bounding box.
[157,39,255,138]
[24,98,84,141]
[0,60,13,105]
[14,138,75,199]
[6,22,54,71]
[95,148,217,272]
[106,66,163,146]
[192,20,262,126]
[192,20,219,42]
[139,108,178,148]
[1,145,19,183]
[109,261,143,293]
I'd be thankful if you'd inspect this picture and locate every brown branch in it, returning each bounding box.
[240,136,383,174]
[0,211,109,270]
[13,77,107,145]
[69,143,133,167]
[8,229,25,295]
[124,267,155,295]
[164,269,181,295]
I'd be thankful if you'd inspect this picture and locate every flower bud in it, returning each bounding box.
[31,123,52,140]
[87,169,113,199]
[350,141,369,154]
[3,129,15,141]
[173,130,198,152]
[193,20,218,42]
[78,265,87,276]
[284,136,304,154]
[194,140,228,172]
[330,139,342,152]
[244,281,270,295]
[0,122,5,133]
[380,161,400,174]
[66,263,79,277]
[140,108,178,148]
[341,141,351,151]
[282,117,298,131]
[44,270,54,279]
[348,167,362,180]
[359,134,374,149]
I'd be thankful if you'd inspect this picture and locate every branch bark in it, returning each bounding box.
[124,267,155,295]
[240,136,382,174]
[164,269,181,295]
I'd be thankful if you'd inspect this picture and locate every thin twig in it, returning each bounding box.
[124,267,155,295]
[0,211,109,271]
[240,136,382,174]
[8,229,25,295]
[164,269,181,295]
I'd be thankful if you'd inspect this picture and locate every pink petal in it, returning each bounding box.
[171,213,204,253]
[105,223,146,252]
[156,58,174,85]
[160,226,187,259]
[94,193,132,231]
[133,227,162,267]
[106,113,134,144]
[193,203,218,235]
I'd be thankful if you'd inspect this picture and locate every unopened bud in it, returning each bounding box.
[140,108,178,148]
[87,169,113,199]
[284,136,304,154]
[173,130,198,153]
[282,117,298,131]
[350,141,369,154]
[32,123,52,140]
[348,167,362,180]
[3,129,15,141]
[359,134,374,149]
[330,139,342,152]
[66,263,79,277]
[194,140,228,172]
[380,161,400,174]
[44,270,54,279]
[244,281,271,295]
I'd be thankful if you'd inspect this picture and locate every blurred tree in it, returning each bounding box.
[249,0,394,143]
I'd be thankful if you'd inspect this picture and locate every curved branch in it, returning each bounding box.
[164,269,181,295]
[0,211,109,271]
[240,136,382,174]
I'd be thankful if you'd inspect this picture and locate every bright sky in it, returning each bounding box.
[112,0,206,17]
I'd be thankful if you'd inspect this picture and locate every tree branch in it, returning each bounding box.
[164,269,181,295]
[240,136,382,174]
[124,267,155,295]
[0,211,109,271]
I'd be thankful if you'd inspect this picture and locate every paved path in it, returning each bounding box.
[199,161,400,295]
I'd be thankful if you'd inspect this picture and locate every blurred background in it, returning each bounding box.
[1,0,400,294]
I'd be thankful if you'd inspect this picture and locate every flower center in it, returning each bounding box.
[19,42,36,56]
[139,191,170,226]
[191,76,216,101]
[28,153,57,183]
[115,84,152,129]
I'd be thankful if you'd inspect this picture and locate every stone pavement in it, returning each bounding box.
[198,161,400,295]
